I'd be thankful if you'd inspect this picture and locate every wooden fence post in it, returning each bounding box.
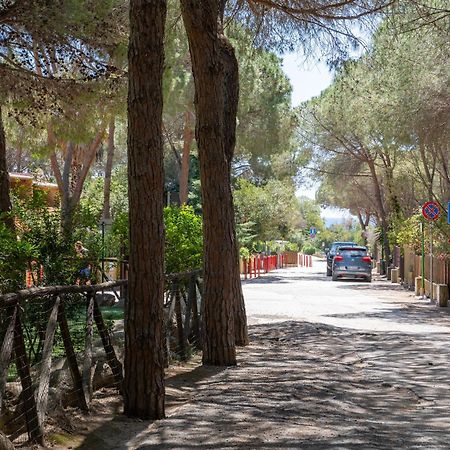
[93,298,123,388]
[164,281,177,367]
[188,275,200,347]
[0,306,17,412]
[82,293,94,405]
[36,296,60,429]
[175,284,187,360]
[13,310,43,445]
[57,299,89,412]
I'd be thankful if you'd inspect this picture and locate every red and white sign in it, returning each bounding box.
[422,201,441,221]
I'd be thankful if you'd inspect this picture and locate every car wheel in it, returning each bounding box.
[366,276,372,283]
[327,267,332,276]
[332,273,338,281]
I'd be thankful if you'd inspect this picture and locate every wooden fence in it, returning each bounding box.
[0,270,202,447]
[283,252,313,268]
[239,252,313,280]
[402,246,450,290]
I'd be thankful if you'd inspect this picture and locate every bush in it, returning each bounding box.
[302,245,316,255]
[164,205,203,273]
[284,242,299,252]
[239,247,250,259]
[0,221,37,293]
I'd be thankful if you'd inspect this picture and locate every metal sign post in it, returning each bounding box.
[430,222,433,298]
[98,218,113,283]
[421,201,440,300]
[420,221,425,297]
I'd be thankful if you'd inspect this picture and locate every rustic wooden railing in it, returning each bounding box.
[402,246,450,290]
[0,270,202,447]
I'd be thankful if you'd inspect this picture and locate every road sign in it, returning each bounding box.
[448,202,450,225]
[422,201,441,221]
[309,226,317,238]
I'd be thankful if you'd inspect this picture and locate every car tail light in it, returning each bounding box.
[362,256,371,263]
[334,255,343,262]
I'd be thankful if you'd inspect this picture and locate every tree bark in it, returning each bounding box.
[102,117,115,220]
[367,158,391,262]
[124,0,166,419]
[0,105,13,230]
[50,129,105,236]
[181,1,237,365]
[220,30,248,347]
[179,110,193,205]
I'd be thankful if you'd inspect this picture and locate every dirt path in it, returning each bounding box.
[52,262,450,449]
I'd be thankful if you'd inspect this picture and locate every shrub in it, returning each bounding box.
[164,205,203,273]
[239,247,250,259]
[302,245,316,255]
[284,242,299,252]
[0,222,37,293]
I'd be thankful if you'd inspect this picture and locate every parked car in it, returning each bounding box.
[326,241,358,276]
[331,246,372,282]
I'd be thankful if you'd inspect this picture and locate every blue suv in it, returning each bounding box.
[326,241,358,276]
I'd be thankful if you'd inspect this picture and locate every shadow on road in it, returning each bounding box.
[324,303,450,327]
[243,272,329,285]
[335,282,407,291]
[73,320,450,449]
[73,365,227,450]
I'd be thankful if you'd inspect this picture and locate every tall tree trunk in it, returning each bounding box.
[15,130,24,172]
[0,105,13,230]
[220,31,248,346]
[181,1,237,366]
[102,118,115,220]
[124,0,167,419]
[367,158,391,262]
[179,110,193,205]
[357,211,369,246]
[61,142,74,235]
[418,136,436,201]
[49,129,105,237]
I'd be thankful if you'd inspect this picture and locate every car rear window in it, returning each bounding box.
[330,243,356,252]
[338,248,367,257]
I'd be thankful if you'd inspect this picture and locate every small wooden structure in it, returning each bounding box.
[9,173,59,207]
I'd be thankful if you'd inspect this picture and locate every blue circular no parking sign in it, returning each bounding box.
[422,201,441,221]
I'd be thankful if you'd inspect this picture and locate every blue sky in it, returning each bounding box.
[281,53,333,106]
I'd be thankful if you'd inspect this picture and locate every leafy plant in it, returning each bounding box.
[239,247,251,259]
[302,245,316,255]
[164,205,203,273]
[284,242,299,252]
[0,221,38,293]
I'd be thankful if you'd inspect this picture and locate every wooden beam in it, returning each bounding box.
[36,296,60,428]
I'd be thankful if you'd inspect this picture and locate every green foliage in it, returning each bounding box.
[396,213,449,255]
[239,247,251,259]
[73,203,204,274]
[300,8,449,255]
[317,222,365,251]
[0,221,37,293]
[236,221,258,252]
[109,211,129,256]
[230,24,297,180]
[284,242,299,252]
[302,245,316,255]
[164,205,203,274]
[1,188,104,294]
[234,178,302,244]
